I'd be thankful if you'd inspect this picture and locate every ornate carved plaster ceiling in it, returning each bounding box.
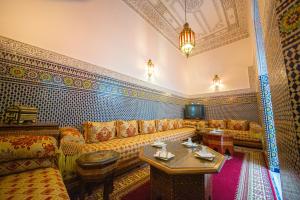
[122,0,250,56]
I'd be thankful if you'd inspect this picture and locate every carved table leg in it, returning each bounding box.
[103,173,114,200]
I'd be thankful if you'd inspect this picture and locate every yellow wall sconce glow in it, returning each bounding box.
[213,75,221,87]
[147,59,154,78]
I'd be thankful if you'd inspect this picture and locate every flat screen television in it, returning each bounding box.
[184,104,205,119]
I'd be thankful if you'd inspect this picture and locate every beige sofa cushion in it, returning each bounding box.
[156,119,169,132]
[117,120,139,138]
[83,121,116,143]
[208,120,226,129]
[227,120,249,131]
[139,120,157,134]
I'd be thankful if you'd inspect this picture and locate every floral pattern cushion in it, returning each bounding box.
[174,119,183,129]
[0,158,56,176]
[183,120,198,127]
[227,120,249,131]
[197,121,207,129]
[0,135,58,163]
[155,119,169,132]
[83,121,116,143]
[117,120,139,138]
[168,119,177,130]
[0,167,70,199]
[208,120,226,129]
[139,120,156,134]
[60,127,85,144]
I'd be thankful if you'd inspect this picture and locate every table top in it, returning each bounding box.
[77,150,120,168]
[139,141,225,175]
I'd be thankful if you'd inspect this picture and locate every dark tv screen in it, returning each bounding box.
[184,104,205,119]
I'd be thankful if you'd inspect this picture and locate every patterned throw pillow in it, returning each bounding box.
[155,119,169,132]
[117,120,139,138]
[0,157,56,176]
[197,121,207,129]
[0,135,58,163]
[83,121,116,143]
[183,120,198,128]
[174,119,184,129]
[60,127,85,144]
[227,120,249,131]
[249,122,263,134]
[208,120,226,129]
[168,119,177,130]
[139,120,156,134]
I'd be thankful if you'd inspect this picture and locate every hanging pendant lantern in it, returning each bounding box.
[179,0,195,57]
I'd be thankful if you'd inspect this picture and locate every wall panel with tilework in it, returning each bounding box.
[259,0,300,198]
[190,92,259,122]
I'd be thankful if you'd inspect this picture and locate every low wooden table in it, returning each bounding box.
[76,150,120,200]
[202,131,234,156]
[139,141,225,200]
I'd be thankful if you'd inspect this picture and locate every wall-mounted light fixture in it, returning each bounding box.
[147,59,154,78]
[213,75,221,87]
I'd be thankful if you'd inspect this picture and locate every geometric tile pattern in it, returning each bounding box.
[190,92,259,122]
[259,75,280,172]
[0,38,260,129]
[259,0,300,199]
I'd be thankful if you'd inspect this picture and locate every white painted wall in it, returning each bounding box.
[0,0,256,96]
[0,0,188,93]
[185,37,255,95]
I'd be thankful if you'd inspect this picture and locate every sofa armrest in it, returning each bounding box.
[249,122,264,139]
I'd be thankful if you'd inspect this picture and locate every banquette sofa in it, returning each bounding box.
[0,134,70,199]
[59,119,196,180]
[183,119,264,149]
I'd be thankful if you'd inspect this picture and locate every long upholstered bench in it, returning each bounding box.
[183,119,264,149]
[58,119,196,180]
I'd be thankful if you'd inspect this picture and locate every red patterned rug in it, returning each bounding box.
[86,149,276,200]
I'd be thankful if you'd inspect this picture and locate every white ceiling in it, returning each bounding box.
[122,0,250,56]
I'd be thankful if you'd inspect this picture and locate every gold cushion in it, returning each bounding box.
[60,127,85,144]
[227,120,249,131]
[174,119,183,129]
[168,119,176,130]
[83,121,116,143]
[208,120,226,129]
[138,120,156,134]
[155,119,169,132]
[0,167,70,199]
[117,120,139,138]
[0,158,56,176]
[0,135,58,163]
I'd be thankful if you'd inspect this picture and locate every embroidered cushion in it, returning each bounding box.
[183,120,198,127]
[227,120,249,131]
[208,120,226,129]
[0,135,58,163]
[60,127,85,144]
[197,121,207,129]
[174,119,183,129]
[168,119,177,130]
[83,121,116,143]
[155,119,169,132]
[139,120,156,134]
[117,120,139,138]
[0,157,56,176]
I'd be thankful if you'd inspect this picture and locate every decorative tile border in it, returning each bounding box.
[0,36,187,98]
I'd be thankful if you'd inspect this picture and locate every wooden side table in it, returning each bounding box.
[76,150,120,200]
[202,132,234,156]
[0,123,60,141]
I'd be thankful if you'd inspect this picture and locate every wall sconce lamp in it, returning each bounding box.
[213,75,221,87]
[147,59,154,78]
